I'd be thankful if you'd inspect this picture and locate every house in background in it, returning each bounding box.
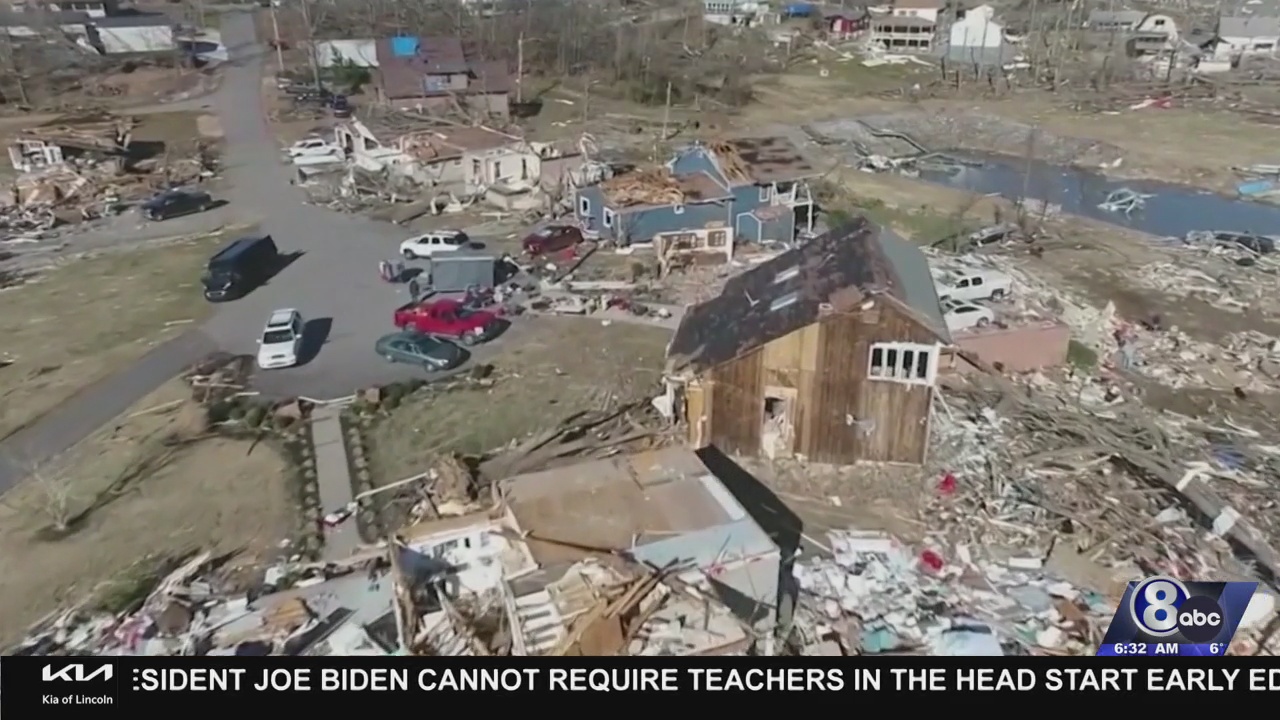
[890,0,943,23]
[574,136,818,259]
[1216,15,1280,59]
[827,10,871,39]
[92,13,175,54]
[937,4,1022,66]
[11,0,115,18]
[703,0,777,27]
[335,113,581,208]
[662,220,949,467]
[870,14,936,53]
[0,9,92,40]
[375,36,512,120]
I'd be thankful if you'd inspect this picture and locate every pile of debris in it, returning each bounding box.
[599,167,685,207]
[185,353,255,404]
[791,529,1111,655]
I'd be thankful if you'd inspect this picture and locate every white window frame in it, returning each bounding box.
[673,204,685,215]
[578,196,591,216]
[603,207,616,228]
[759,184,771,202]
[773,266,799,284]
[867,342,937,386]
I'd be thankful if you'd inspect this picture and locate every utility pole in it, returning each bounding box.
[516,32,524,104]
[269,2,284,72]
[298,0,321,90]
[660,81,672,139]
[582,80,589,125]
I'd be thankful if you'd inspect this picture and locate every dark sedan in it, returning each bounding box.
[141,189,214,221]
[375,331,466,371]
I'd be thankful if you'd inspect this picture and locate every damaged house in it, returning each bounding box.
[8,111,134,173]
[334,113,581,209]
[375,36,512,120]
[663,220,949,466]
[575,136,818,260]
[389,447,781,656]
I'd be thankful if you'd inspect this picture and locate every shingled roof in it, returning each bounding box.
[666,219,948,374]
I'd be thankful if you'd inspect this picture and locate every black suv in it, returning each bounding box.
[141,189,214,221]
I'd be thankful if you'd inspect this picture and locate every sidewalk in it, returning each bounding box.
[310,405,359,561]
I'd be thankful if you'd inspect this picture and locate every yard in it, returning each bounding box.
[0,232,233,441]
[366,317,672,485]
[0,378,293,647]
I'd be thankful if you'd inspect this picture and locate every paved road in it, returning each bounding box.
[0,11,455,489]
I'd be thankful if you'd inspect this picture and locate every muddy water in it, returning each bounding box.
[918,154,1280,237]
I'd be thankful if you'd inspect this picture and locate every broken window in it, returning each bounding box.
[707,230,728,247]
[578,196,591,216]
[868,342,937,386]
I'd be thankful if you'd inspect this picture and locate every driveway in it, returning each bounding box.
[0,11,474,488]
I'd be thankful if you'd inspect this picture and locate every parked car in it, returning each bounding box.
[942,299,995,332]
[287,137,341,158]
[257,308,304,369]
[399,230,471,259]
[522,225,583,257]
[393,298,499,345]
[140,189,214,221]
[375,331,466,371]
[202,235,280,302]
[932,268,1012,303]
[329,95,353,119]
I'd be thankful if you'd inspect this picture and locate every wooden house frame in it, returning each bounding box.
[664,220,950,466]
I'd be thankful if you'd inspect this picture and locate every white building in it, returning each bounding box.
[890,0,942,25]
[703,0,774,27]
[1216,16,1280,58]
[92,14,175,54]
[314,39,379,68]
[949,4,1003,47]
[0,10,92,40]
[12,0,115,18]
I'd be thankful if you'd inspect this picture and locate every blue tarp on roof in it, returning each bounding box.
[390,36,418,57]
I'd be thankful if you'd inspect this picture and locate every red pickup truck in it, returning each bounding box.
[393,299,498,346]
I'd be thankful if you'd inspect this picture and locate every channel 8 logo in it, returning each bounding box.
[1131,577,1223,642]
[1099,575,1258,651]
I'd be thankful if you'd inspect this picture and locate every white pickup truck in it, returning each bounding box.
[286,137,343,166]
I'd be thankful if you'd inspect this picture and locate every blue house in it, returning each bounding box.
[574,136,819,260]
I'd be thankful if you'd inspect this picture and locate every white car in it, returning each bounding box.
[943,299,995,333]
[933,268,1012,303]
[399,230,470,259]
[257,309,304,370]
[287,137,341,159]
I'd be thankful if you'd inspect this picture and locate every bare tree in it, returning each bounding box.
[1,453,80,533]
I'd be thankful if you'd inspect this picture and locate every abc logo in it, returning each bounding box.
[1129,576,1225,643]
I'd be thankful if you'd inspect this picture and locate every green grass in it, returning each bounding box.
[832,196,974,244]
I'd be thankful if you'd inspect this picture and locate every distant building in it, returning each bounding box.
[870,14,936,53]
[0,9,91,40]
[1216,15,1280,58]
[827,11,870,39]
[890,0,943,25]
[374,36,511,120]
[314,39,378,68]
[92,13,175,54]
[574,136,819,252]
[11,0,116,18]
[949,4,1002,47]
[703,0,776,27]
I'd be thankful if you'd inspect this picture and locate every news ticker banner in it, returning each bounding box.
[7,658,1280,712]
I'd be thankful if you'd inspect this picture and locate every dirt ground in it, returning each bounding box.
[0,378,292,647]
[368,317,671,484]
[0,233,228,442]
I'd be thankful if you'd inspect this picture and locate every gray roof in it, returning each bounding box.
[1088,9,1146,26]
[93,13,172,28]
[1219,15,1280,36]
[874,227,949,342]
[0,10,90,26]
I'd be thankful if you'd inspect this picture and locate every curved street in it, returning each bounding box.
[0,11,434,489]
